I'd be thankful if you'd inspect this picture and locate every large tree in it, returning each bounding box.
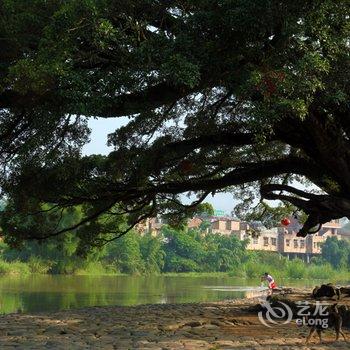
[0,0,349,248]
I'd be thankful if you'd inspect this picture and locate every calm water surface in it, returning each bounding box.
[0,275,339,314]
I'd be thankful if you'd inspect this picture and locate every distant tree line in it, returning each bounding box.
[0,220,349,278]
[315,236,350,269]
[0,223,249,274]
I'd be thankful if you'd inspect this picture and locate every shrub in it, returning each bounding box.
[27,256,51,274]
[229,265,247,278]
[0,260,30,275]
[285,258,306,279]
[74,262,119,275]
[165,254,201,272]
[307,263,334,279]
[242,261,280,279]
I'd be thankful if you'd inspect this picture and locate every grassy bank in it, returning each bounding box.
[0,260,31,275]
[0,257,349,283]
[161,272,229,278]
[229,257,350,282]
[0,259,123,276]
[0,265,229,278]
[73,262,124,276]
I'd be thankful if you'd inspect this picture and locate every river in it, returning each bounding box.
[0,275,335,314]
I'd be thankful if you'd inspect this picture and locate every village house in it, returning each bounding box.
[210,217,241,235]
[245,228,280,252]
[136,217,166,236]
[277,217,340,261]
[243,217,341,262]
[137,213,343,261]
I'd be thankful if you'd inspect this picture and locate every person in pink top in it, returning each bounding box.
[261,272,277,295]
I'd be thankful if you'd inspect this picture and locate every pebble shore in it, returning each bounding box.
[0,293,349,349]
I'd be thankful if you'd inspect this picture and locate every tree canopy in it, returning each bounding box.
[0,0,349,247]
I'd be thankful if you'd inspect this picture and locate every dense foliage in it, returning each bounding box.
[320,236,350,269]
[0,224,249,274]
[1,224,350,282]
[0,1,349,247]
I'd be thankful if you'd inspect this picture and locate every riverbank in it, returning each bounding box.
[1,233,350,281]
[0,288,349,349]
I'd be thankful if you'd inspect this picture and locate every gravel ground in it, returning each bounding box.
[0,289,349,349]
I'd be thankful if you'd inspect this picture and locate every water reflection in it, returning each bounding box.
[0,275,337,314]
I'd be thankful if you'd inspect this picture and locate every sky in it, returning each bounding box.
[82,118,238,214]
